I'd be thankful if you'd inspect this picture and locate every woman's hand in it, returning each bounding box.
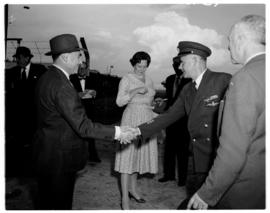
[137,87,148,94]
[129,87,148,97]
[79,90,97,99]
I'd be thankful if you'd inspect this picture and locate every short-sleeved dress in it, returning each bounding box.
[114,73,158,174]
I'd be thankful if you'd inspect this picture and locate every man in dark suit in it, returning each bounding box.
[70,65,101,163]
[158,55,191,186]
[187,15,265,210]
[134,41,232,205]
[33,34,136,210]
[5,46,47,177]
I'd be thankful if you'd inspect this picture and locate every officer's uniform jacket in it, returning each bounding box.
[139,69,232,173]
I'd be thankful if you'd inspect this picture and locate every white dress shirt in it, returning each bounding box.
[194,69,207,89]
[80,79,86,92]
[22,63,31,79]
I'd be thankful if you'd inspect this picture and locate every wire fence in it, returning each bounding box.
[6,40,52,64]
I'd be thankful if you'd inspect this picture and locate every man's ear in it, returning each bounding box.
[235,33,245,54]
[193,55,200,63]
[60,53,69,63]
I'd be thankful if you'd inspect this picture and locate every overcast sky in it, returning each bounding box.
[5,1,265,88]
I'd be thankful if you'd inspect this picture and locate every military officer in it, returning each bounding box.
[187,14,265,210]
[136,41,232,204]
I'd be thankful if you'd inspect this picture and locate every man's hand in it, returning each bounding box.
[81,89,96,99]
[187,193,208,210]
[153,97,167,107]
[119,126,140,144]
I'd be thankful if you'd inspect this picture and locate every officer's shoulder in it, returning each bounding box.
[211,70,232,81]
[181,81,192,92]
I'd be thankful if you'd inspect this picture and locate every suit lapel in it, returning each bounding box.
[217,99,225,136]
[174,77,182,98]
[85,77,91,90]
[167,75,175,101]
[27,64,37,80]
[15,66,21,81]
[28,64,34,80]
[190,70,211,114]
[74,76,83,92]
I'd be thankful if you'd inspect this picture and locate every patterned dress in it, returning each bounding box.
[114,73,158,174]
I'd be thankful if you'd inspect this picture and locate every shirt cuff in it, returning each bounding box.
[114,126,121,140]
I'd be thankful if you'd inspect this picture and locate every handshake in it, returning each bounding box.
[118,126,141,144]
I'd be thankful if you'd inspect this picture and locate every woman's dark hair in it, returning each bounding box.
[129,51,151,67]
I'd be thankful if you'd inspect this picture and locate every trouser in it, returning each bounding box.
[36,171,76,210]
[186,172,208,196]
[163,130,189,182]
[177,173,208,209]
[88,138,100,161]
[5,135,34,177]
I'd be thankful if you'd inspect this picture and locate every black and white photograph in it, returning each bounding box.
[3,0,266,210]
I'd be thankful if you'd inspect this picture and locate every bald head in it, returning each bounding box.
[229,15,265,64]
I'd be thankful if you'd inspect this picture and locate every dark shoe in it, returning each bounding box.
[177,197,189,209]
[158,177,175,183]
[128,192,146,203]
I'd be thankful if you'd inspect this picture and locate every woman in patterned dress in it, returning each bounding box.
[115,51,158,209]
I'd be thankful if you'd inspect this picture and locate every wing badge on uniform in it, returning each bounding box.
[204,95,220,107]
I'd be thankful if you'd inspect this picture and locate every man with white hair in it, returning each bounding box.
[187,14,265,209]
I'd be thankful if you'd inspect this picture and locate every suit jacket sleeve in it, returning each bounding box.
[55,80,115,140]
[197,70,263,206]
[139,88,186,139]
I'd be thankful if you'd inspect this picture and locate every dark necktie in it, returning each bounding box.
[21,68,27,81]
[173,75,181,98]
[192,81,197,91]
[189,81,197,105]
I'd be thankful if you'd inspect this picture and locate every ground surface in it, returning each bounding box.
[5,139,189,210]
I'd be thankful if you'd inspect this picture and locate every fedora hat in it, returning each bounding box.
[45,34,87,56]
[13,46,33,58]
